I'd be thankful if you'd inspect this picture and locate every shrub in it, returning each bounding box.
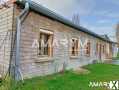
[112,52,119,60]
[117,52,119,59]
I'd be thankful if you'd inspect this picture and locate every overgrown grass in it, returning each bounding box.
[11,64,119,90]
[0,75,13,90]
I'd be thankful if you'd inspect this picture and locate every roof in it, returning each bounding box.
[101,34,110,41]
[16,0,114,43]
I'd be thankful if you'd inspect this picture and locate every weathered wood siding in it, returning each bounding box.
[0,6,14,75]
[14,7,112,78]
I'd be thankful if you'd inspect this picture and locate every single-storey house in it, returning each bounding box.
[0,0,117,79]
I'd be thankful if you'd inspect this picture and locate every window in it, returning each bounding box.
[102,45,105,54]
[71,38,79,56]
[39,30,53,57]
[85,41,91,56]
[96,43,99,55]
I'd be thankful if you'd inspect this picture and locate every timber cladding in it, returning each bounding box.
[0,5,14,76]
[13,6,113,78]
[0,3,113,78]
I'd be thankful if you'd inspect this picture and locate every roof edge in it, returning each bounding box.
[16,0,115,43]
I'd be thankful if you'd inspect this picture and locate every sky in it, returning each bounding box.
[33,0,119,41]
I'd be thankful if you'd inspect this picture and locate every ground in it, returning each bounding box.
[11,63,119,90]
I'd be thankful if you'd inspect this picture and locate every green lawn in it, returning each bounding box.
[12,64,119,90]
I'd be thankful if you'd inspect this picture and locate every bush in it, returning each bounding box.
[112,52,119,60]
[117,52,119,59]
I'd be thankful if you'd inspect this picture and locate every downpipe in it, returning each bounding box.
[15,1,29,80]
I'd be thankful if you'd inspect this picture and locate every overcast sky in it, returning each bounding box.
[33,0,119,41]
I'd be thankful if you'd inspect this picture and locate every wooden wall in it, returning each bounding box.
[13,9,113,78]
[0,5,14,76]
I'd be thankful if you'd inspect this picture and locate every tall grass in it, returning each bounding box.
[0,75,11,90]
[0,75,18,90]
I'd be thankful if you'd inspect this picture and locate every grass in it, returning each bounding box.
[12,63,119,90]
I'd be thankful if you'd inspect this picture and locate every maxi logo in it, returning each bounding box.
[108,81,119,90]
[89,81,119,90]
[32,38,90,49]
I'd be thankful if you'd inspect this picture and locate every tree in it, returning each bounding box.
[72,13,80,25]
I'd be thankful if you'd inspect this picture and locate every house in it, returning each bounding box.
[0,0,117,79]
[116,23,119,53]
[101,34,118,58]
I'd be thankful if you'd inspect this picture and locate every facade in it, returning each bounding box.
[0,1,117,79]
[116,23,119,51]
[0,5,14,76]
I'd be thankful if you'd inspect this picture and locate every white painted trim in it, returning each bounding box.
[72,37,78,40]
[40,29,53,34]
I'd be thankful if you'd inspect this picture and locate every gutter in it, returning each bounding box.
[27,0,113,43]
[15,1,29,80]
[18,0,114,43]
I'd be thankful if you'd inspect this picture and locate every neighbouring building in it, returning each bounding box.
[101,34,118,58]
[116,23,119,50]
[0,0,117,79]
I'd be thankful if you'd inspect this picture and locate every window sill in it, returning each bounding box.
[85,54,90,57]
[70,56,79,59]
[35,57,54,63]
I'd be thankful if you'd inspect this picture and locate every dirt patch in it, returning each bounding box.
[73,68,90,75]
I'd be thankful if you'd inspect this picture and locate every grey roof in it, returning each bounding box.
[17,0,114,43]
